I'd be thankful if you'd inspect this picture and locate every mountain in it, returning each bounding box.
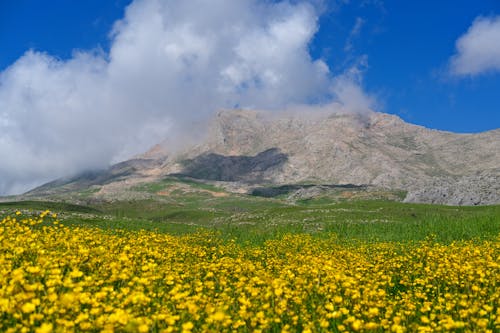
[24,109,500,205]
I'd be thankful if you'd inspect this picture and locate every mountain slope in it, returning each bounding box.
[25,109,500,205]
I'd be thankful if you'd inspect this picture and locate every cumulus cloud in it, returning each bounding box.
[449,15,500,76]
[0,0,375,195]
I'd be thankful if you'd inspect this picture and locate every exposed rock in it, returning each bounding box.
[404,171,500,205]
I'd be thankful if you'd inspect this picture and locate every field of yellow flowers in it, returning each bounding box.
[1,211,499,332]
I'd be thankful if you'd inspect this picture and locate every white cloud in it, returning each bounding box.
[331,55,376,114]
[450,15,500,76]
[0,0,374,195]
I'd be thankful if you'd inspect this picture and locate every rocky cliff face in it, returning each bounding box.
[27,108,500,205]
[403,171,500,206]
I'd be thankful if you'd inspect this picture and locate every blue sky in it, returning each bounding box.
[0,0,499,194]
[315,0,500,132]
[2,0,499,133]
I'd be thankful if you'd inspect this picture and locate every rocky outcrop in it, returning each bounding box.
[404,171,500,205]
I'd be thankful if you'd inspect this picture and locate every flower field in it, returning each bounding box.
[1,212,499,332]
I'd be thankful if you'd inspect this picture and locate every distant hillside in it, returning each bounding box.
[24,109,500,205]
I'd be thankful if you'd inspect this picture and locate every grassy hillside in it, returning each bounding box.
[1,186,499,244]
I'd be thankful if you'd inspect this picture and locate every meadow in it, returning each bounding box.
[0,193,499,332]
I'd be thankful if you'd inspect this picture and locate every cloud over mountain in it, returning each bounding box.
[0,0,375,195]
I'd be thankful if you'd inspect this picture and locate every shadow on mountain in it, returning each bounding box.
[174,148,288,182]
[251,184,368,198]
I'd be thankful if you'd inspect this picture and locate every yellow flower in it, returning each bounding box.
[365,322,379,330]
[35,323,53,333]
[138,324,149,333]
[21,302,36,313]
[0,212,498,332]
[351,319,363,331]
[212,311,225,321]
[181,322,194,331]
[368,307,379,317]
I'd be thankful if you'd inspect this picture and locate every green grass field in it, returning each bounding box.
[1,187,499,245]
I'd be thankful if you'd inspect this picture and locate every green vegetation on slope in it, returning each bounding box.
[1,189,499,245]
[132,176,224,193]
